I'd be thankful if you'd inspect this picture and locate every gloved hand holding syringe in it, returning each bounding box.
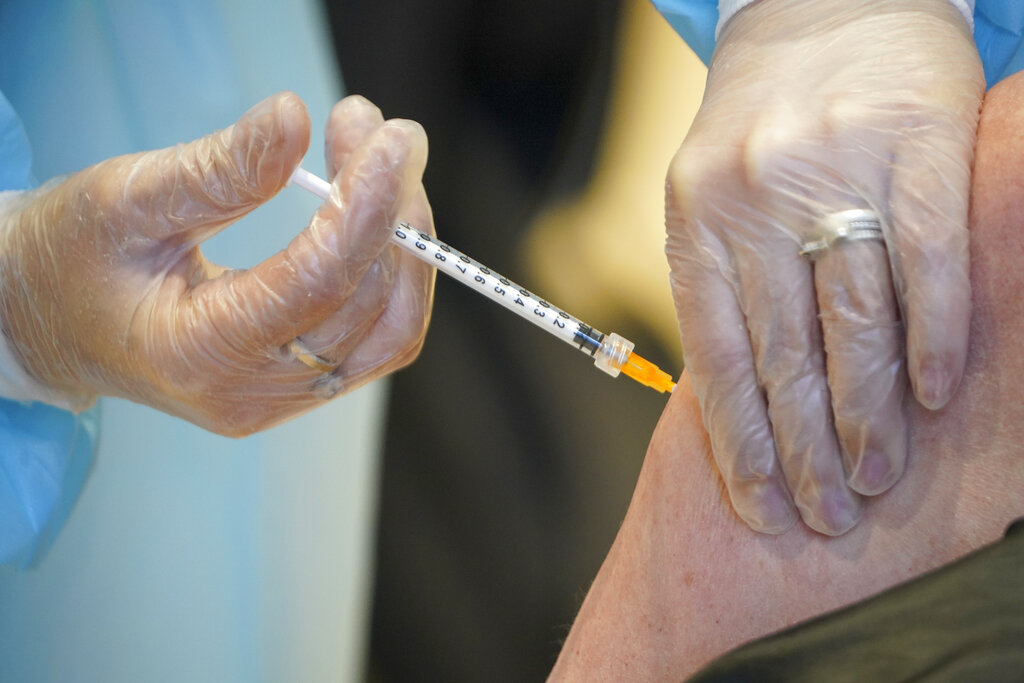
[290,167,676,393]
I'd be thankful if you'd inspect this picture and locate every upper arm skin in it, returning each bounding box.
[551,374,1022,680]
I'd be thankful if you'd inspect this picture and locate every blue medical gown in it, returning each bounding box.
[1,93,101,571]
[0,2,383,682]
[652,0,1024,87]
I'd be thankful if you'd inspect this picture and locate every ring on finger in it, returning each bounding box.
[288,338,337,373]
[800,209,884,260]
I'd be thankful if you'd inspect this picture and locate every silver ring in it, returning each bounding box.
[288,339,337,373]
[800,209,884,259]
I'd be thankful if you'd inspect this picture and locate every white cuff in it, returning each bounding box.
[715,0,759,38]
[716,0,976,38]
[946,0,975,31]
[0,190,74,409]
[0,326,60,405]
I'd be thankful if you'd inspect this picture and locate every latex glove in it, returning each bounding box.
[665,0,984,535]
[0,92,435,436]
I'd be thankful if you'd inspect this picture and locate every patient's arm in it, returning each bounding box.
[550,73,1024,680]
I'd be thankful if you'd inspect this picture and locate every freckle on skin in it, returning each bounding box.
[684,572,695,587]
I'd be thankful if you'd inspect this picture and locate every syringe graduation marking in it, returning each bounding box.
[393,223,590,351]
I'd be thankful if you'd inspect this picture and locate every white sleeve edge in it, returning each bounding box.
[715,0,760,38]
[0,327,60,405]
[946,0,975,31]
[716,0,976,38]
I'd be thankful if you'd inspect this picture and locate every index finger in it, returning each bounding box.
[888,132,973,411]
[326,95,386,177]
[117,92,311,250]
[669,230,799,534]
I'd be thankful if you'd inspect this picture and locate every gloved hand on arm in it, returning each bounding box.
[665,0,984,534]
[0,92,435,436]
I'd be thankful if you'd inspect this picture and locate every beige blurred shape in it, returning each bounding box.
[523,0,707,361]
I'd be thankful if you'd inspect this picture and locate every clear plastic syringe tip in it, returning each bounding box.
[593,332,634,377]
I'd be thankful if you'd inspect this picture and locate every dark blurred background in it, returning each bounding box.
[327,1,684,679]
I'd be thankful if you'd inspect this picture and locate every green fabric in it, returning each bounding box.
[690,519,1024,682]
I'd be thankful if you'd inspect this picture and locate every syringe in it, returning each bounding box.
[289,167,676,393]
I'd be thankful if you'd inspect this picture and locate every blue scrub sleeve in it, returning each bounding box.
[0,91,32,189]
[976,2,1024,86]
[649,0,719,64]
[650,0,1024,87]
[0,91,99,569]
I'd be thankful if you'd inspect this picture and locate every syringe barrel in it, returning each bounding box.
[391,223,603,353]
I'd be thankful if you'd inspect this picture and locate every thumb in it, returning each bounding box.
[113,91,310,248]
